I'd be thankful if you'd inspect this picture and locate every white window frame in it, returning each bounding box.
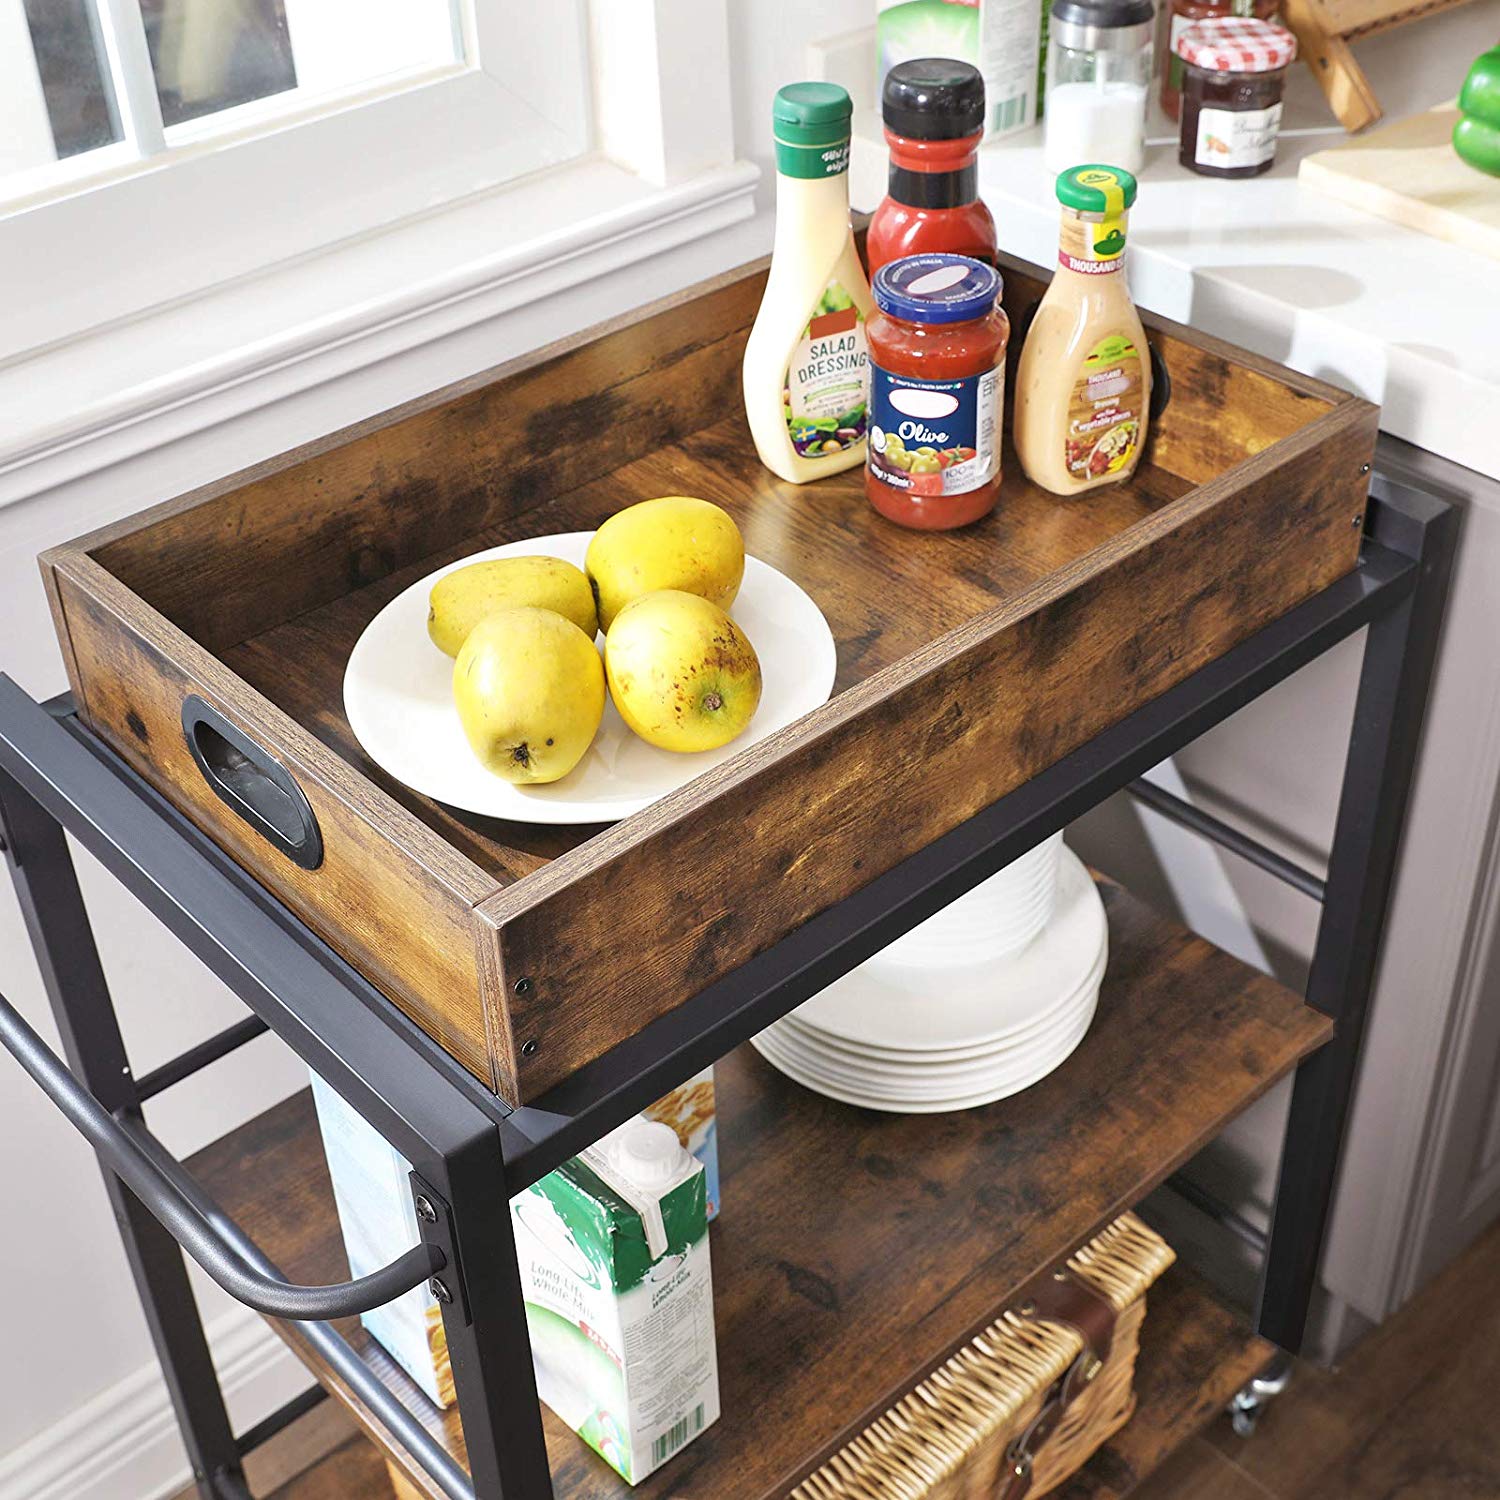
[0,0,739,365]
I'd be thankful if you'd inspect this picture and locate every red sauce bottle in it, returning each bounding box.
[867,59,997,276]
[866,254,1010,531]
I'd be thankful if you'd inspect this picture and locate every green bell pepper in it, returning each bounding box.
[1454,47,1500,177]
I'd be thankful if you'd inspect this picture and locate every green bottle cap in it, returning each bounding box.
[1055,164,1139,215]
[773,83,853,178]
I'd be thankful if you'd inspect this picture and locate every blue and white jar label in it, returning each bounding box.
[867,363,1003,497]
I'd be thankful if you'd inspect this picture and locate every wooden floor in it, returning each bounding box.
[247,1214,1500,1500]
[1150,1214,1500,1499]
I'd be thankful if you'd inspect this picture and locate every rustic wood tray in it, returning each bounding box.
[42,251,1376,1105]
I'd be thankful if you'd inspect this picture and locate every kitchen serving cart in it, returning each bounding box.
[0,249,1455,1499]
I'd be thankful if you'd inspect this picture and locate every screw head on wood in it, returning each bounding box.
[1359,463,1371,475]
[514,976,533,995]
[413,1194,437,1224]
[521,1038,539,1058]
[430,1277,453,1305]
[1351,513,1364,529]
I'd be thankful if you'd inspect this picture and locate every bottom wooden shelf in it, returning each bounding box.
[270,1269,1267,1500]
[190,877,1313,1499]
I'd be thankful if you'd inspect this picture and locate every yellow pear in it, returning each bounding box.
[428,556,597,657]
[605,591,762,753]
[453,608,605,784]
[586,497,744,631]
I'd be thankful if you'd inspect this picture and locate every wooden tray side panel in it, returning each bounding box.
[999,264,1338,488]
[46,557,506,1091]
[85,269,768,655]
[486,400,1376,1101]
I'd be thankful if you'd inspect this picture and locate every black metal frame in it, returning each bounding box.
[0,458,1455,1499]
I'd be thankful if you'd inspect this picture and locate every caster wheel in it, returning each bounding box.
[1227,1354,1293,1438]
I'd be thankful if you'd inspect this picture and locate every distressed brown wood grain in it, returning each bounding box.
[42,249,1372,1105]
[487,399,1373,1100]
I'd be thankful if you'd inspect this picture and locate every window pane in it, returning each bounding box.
[141,0,298,129]
[142,0,461,134]
[9,0,122,172]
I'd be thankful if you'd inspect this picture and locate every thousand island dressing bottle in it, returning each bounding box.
[1014,165,1150,496]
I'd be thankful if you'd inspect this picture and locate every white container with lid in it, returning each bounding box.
[1044,0,1156,176]
[519,1113,721,1483]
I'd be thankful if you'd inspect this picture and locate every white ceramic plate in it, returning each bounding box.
[873,833,1064,970]
[795,850,1107,1052]
[758,983,1099,1093]
[343,533,838,825]
[768,940,1107,1074]
[754,995,1098,1101]
[751,992,1098,1114]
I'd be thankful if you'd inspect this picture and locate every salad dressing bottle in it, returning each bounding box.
[1014,165,1150,495]
[743,84,874,484]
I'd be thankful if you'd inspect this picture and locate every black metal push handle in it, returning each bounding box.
[182,697,323,871]
[0,988,442,1320]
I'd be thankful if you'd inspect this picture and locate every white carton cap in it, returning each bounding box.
[604,1120,688,1190]
[582,1118,698,1259]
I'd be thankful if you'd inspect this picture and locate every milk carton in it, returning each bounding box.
[514,1119,720,1483]
[878,0,1045,139]
[310,1072,721,1481]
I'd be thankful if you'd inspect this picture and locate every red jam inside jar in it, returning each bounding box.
[866,254,1010,531]
[1174,17,1297,178]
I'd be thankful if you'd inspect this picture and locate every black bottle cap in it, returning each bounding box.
[1050,0,1155,30]
[882,58,986,140]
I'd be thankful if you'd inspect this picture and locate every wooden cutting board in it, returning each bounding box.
[1300,102,1500,260]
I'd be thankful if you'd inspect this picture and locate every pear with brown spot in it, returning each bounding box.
[453,607,605,783]
[605,590,762,753]
[586,496,744,631]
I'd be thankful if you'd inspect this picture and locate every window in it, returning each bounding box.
[1,1,593,360]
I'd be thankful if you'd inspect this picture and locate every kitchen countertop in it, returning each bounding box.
[849,0,1500,480]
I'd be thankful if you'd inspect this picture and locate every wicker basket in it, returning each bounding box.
[793,1213,1175,1500]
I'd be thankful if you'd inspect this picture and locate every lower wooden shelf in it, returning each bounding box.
[190,877,1317,1500]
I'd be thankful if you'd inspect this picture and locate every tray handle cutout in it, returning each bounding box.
[182,697,323,870]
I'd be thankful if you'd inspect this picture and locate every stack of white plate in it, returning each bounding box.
[873,832,1065,971]
[753,844,1106,1114]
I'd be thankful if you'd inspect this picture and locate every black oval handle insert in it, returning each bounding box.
[181,697,323,870]
[1149,339,1173,422]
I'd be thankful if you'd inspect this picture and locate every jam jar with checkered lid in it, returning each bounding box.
[1175,16,1297,178]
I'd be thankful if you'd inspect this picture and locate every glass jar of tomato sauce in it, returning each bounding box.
[866,254,1009,530]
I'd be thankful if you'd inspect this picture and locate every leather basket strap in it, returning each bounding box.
[994,1270,1119,1500]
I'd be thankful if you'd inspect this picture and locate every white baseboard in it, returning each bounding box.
[0,1308,307,1500]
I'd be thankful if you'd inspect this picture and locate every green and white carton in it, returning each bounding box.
[514,1119,720,1484]
[878,0,1044,139]
[310,1075,719,1483]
